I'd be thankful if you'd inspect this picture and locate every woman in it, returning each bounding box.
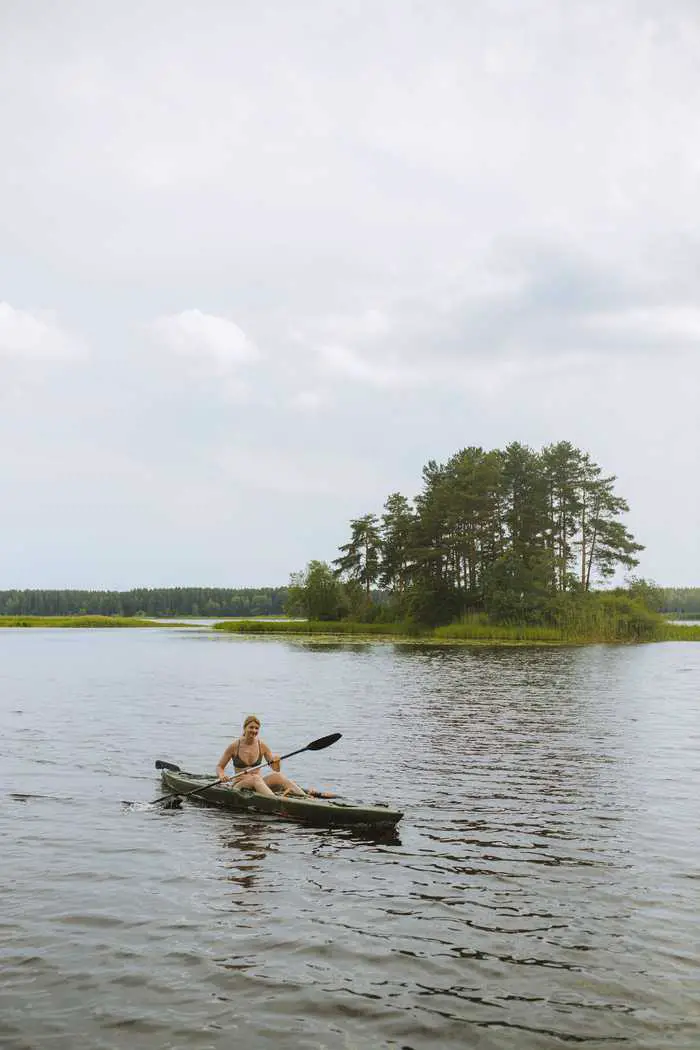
[216,715,307,798]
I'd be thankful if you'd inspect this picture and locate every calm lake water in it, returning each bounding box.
[2,629,699,1050]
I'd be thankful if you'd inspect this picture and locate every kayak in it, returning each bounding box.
[158,766,403,829]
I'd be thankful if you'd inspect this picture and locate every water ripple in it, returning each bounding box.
[1,632,699,1048]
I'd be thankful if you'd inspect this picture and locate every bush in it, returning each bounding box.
[543,592,663,641]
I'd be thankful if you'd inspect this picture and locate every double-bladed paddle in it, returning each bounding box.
[127,732,342,808]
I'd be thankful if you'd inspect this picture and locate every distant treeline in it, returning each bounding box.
[660,588,700,619]
[0,588,288,618]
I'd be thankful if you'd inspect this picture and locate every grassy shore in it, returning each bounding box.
[2,614,697,642]
[214,619,572,643]
[213,618,700,644]
[659,622,700,641]
[0,615,166,628]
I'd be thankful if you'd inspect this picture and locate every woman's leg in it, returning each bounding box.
[232,772,277,798]
[264,772,306,796]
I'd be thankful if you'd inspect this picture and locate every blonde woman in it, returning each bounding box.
[216,715,306,798]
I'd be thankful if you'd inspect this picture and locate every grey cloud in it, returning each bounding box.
[294,240,698,400]
[1,1,699,585]
[0,302,85,360]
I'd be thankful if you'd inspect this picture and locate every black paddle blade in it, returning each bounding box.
[155,760,181,772]
[161,796,183,809]
[307,732,342,751]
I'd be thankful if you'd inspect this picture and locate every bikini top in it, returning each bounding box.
[232,739,263,770]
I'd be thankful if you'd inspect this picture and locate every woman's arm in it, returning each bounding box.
[216,741,237,780]
[260,740,281,772]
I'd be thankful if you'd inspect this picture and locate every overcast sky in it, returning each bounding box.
[1,0,698,589]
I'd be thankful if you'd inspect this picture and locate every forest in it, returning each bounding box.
[0,587,287,618]
[659,588,700,620]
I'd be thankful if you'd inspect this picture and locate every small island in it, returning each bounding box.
[218,440,699,645]
[2,440,696,644]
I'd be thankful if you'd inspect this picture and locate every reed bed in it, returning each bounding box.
[2,613,696,643]
[0,615,160,628]
[214,614,688,644]
[660,622,700,641]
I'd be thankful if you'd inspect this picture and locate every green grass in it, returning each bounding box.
[214,619,408,637]
[433,621,574,643]
[214,614,700,644]
[0,615,167,628]
[212,618,593,644]
[214,618,570,643]
[3,613,697,642]
[660,622,700,641]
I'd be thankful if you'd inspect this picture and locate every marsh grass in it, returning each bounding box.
[661,622,700,641]
[433,620,571,643]
[215,600,700,643]
[3,612,697,642]
[214,615,680,644]
[0,615,163,628]
[212,619,596,643]
[214,619,406,637]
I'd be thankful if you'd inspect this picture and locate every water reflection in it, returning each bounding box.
[220,819,277,890]
[215,812,402,896]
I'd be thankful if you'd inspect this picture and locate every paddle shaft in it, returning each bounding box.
[149,760,275,807]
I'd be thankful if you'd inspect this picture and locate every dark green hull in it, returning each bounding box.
[159,768,403,828]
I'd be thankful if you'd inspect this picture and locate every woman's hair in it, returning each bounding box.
[243,714,261,729]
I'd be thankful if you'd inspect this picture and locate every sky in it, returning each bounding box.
[1,0,698,589]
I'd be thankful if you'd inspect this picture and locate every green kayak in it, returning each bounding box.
[158,766,403,829]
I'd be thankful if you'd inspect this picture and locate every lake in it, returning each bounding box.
[2,628,699,1049]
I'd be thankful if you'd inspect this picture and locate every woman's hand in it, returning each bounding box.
[270,754,281,773]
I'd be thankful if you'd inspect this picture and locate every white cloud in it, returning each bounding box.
[316,309,392,342]
[317,343,421,389]
[0,302,85,361]
[148,309,259,374]
[1,3,700,585]
[215,446,380,498]
[291,389,329,412]
[586,306,700,344]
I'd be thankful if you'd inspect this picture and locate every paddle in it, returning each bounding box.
[153,760,338,800]
[133,732,342,808]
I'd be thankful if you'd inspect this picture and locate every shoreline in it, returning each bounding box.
[1,616,698,643]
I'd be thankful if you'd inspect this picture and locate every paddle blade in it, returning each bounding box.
[306,732,342,751]
[155,760,181,772]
